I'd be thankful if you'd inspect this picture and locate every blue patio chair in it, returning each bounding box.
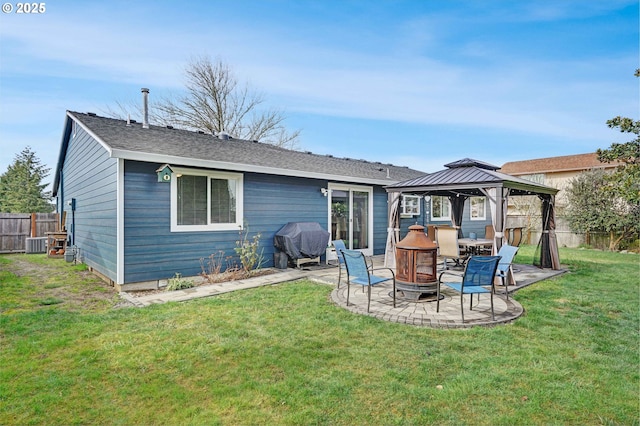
[333,240,372,288]
[340,249,396,313]
[436,255,501,322]
[332,240,347,288]
[495,244,519,300]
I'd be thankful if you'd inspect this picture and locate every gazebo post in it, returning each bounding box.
[494,186,505,253]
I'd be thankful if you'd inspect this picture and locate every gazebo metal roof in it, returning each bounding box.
[385,158,558,196]
[383,158,561,270]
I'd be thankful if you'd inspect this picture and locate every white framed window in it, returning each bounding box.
[470,196,486,220]
[401,195,421,216]
[170,168,243,232]
[431,196,450,220]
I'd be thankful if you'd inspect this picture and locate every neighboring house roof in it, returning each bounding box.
[386,158,558,196]
[54,111,425,191]
[500,153,617,175]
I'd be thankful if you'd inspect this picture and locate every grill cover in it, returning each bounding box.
[274,222,330,260]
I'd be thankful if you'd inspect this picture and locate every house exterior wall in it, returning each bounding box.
[516,171,574,208]
[122,161,395,285]
[59,123,118,282]
[508,170,597,248]
[375,187,394,249]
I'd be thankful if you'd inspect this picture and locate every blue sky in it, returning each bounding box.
[0,0,637,184]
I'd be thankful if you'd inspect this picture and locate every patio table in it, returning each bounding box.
[458,238,493,255]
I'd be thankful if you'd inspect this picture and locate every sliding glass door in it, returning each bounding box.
[329,184,373,255]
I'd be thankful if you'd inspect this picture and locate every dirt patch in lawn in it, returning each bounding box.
[1,254,133,312]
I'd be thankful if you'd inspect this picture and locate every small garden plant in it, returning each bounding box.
[234,227,265,273]
[165,273,194,291]
[200,225,266,284]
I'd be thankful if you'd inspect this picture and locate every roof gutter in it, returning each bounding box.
[108,148,405,186]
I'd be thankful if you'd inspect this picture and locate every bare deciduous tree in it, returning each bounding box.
[107,56,300,149]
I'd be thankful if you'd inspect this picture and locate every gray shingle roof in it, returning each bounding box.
[68,112,425,185]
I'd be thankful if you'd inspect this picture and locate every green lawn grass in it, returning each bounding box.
[0,248,638,425]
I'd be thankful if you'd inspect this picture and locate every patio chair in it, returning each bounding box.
[495,244,519,300]
[427,225,437,243]
[436,227,469,269]
[508,227,524,247]
[484,224,495,240]
[332,240,372,288]
[332,240,348,288]
[340,249,396,313]
[480,225,494,254]
[436,255,501,322]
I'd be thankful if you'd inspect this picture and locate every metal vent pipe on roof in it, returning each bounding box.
[141,88,149,129]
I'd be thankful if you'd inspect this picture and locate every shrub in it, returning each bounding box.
[234,227,265,273]
[200,251,244,284]
[165,273,194,291]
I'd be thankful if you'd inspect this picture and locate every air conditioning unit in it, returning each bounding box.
[26,237,47,254]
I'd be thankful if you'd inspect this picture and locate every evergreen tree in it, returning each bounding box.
[0,147,53,213]
[597,69,640,204]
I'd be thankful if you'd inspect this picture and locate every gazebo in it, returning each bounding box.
[384,158,560,271]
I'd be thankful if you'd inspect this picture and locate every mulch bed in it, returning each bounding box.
[126,269,278,297]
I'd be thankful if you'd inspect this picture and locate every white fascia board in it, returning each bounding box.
[109,148,403,186]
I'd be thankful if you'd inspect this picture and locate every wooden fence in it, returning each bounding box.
[0,213,59,253]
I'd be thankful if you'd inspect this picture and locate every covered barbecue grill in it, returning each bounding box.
[274,222,330,268]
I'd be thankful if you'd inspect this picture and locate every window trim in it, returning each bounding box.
[470,196,486,221]
[170,167,243,232]
[430,195,450,221]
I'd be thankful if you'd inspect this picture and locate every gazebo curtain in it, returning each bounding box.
[384,192,401,268]
[535,194,560,270]
[448,195,467,238]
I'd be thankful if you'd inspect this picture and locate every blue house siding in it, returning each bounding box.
[373,187,391,253]
[60,124,118,282]
[122,162,398,284]
[122,163,334,283]
[123,161,210,283]
[243,172,330,265]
